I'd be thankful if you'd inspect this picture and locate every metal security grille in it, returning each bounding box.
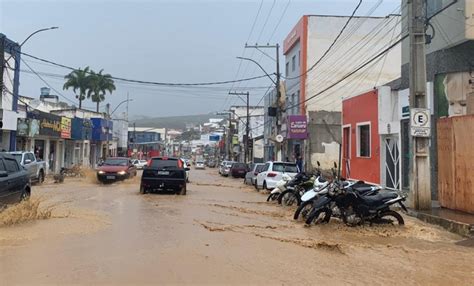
[384,137,400,190]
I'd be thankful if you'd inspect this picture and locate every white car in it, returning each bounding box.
[180,159,190,182]
[195,161,205,169]
[132,159,148,169]
[255,161,299,190]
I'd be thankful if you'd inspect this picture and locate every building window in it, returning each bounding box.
[292,55,296,71]
[357,123,371,157]
[295,90,300,114]
[427,0,442,18]
[286,62,289,76]
[298,50,300,67]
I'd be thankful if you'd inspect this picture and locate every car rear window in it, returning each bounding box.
[233,163,246,168]
[150,158,180,168]
[272,163,298,173]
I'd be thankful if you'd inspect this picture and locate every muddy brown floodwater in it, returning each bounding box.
[0,169,473,285]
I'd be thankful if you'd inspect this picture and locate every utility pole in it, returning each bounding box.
[105,103,111,158]
[408,0,431,210]
[245,43,281,160]
[0,35,5,104]
[229,91,250,163]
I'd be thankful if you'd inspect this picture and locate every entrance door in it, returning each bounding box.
[384,137,400,190]
[342,127,351,178]
[400,119,410,190]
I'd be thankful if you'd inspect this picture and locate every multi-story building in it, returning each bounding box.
[283,14,401,170]
[0,34,21,151]
[229,105,264,163]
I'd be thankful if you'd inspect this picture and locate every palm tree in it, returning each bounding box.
[63,66,92,109]
[88,69,116,112]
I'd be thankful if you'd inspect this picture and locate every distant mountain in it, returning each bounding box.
[130,113,225,130]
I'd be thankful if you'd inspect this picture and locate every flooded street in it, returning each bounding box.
[1,169,473,285]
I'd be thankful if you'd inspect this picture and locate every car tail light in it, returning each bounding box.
[254,172,258,175]
[267,172,277,177]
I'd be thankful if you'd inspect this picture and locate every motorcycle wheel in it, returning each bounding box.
[294,200,313,220]
[305,208,332,225]
[266,193,278,202]
[375,210,405,225]
[278,190,300,206]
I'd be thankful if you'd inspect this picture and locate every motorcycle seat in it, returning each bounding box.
[352,186,375,195]
[360,192,398,206]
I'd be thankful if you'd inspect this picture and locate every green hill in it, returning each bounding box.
[130,113,224,130]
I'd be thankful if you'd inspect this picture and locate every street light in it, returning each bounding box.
[19,27,59,47]
[5,27,59,63]
[110,99,133,116]
[236,56,276,85]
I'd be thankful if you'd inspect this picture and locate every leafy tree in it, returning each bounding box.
[63,66,92,109]
[88,69,116,112]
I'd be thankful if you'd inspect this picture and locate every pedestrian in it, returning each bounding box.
[296,154,303,173]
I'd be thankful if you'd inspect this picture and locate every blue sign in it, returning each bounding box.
[209,135,220,141]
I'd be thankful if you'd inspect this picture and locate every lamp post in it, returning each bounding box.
[4,27,59,63]
[106,99,133,158]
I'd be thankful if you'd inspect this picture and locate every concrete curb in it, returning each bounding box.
[407,209,474,237]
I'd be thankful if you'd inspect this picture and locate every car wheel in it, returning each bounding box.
[139,186,147,194]
[20,188,30,201]
[38,170,45,184]
[178,185,187,195]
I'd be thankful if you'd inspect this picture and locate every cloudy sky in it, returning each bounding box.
[1,0,399,118]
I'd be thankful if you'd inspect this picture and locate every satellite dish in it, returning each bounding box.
[275,134,284,143]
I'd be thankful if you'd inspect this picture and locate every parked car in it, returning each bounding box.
[255,161,299,190]
[230,162,248,178]
[220,161,235,176]
[180,159,190,182]
[207,159,216,168]
[132,159,148,169]
[96,157,137,183]
[0,152,31,208]
[195,160,206,169]
[9,151,46,184]
[140,157,188,195]
[244,163,265,185]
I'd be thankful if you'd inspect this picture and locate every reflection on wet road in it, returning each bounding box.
[1,169,473,285]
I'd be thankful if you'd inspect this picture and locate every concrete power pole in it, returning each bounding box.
[408,0,431,210]
[245,44,281,160]
[229,91,250,163]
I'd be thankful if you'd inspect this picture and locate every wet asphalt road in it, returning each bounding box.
[0,168,473,285]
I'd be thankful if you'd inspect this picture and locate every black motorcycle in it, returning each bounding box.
[305,178,407,226]
[277,172,316,207]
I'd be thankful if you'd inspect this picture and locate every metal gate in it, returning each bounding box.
[384,137,400,190]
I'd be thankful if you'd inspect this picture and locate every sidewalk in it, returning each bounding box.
[408,201,474,237]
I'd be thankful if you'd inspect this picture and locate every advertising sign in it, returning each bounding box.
[209,134,220,141]
[61,117,72,139]
[26,111,61,137]
[17,118,40,137]
[287,115,308,139]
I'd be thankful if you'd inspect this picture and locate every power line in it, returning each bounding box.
[282,0,363,81]
[285,33,408,111]
[19,51,270,86]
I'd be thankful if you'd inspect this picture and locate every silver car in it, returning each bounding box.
[244,163,265,185]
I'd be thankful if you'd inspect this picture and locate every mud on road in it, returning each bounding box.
[0,168,473,285]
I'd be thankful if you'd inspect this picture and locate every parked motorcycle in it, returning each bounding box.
[266,173,292,202]
[305,165,407,226]
[277,172,315,206]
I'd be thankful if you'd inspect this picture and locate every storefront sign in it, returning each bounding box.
[61,117,72,139]
[72,118,92,140]
[17,118,40,137]
[27,111,61,137]
[287,115,308,139]
[91,118,113,141]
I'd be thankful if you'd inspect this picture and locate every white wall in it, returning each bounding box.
[305,15,402,112]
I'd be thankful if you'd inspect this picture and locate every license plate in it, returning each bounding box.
[157,171,169,175]
[106,176,115,179]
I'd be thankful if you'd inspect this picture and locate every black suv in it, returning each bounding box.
[0,152,31,208]
[140,157,188,195]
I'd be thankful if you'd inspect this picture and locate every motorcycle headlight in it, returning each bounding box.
[98,170,105,174]
[118,171,126,175]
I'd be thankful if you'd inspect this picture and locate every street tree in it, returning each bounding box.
[63,66,92,109]
[88,69,116,112]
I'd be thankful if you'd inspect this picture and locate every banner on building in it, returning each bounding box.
[17,118,40,137]
[25,111,61,137]
[287,115,308,139]
[61,117,72,139]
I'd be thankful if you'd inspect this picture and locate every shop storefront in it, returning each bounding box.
[91,118,113,167]
[17,111,64,173]
[71,117,93,167]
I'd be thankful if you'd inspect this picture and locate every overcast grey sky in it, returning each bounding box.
[1,0,399,118]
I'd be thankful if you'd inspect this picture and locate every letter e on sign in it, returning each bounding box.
[410,108,431,137]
